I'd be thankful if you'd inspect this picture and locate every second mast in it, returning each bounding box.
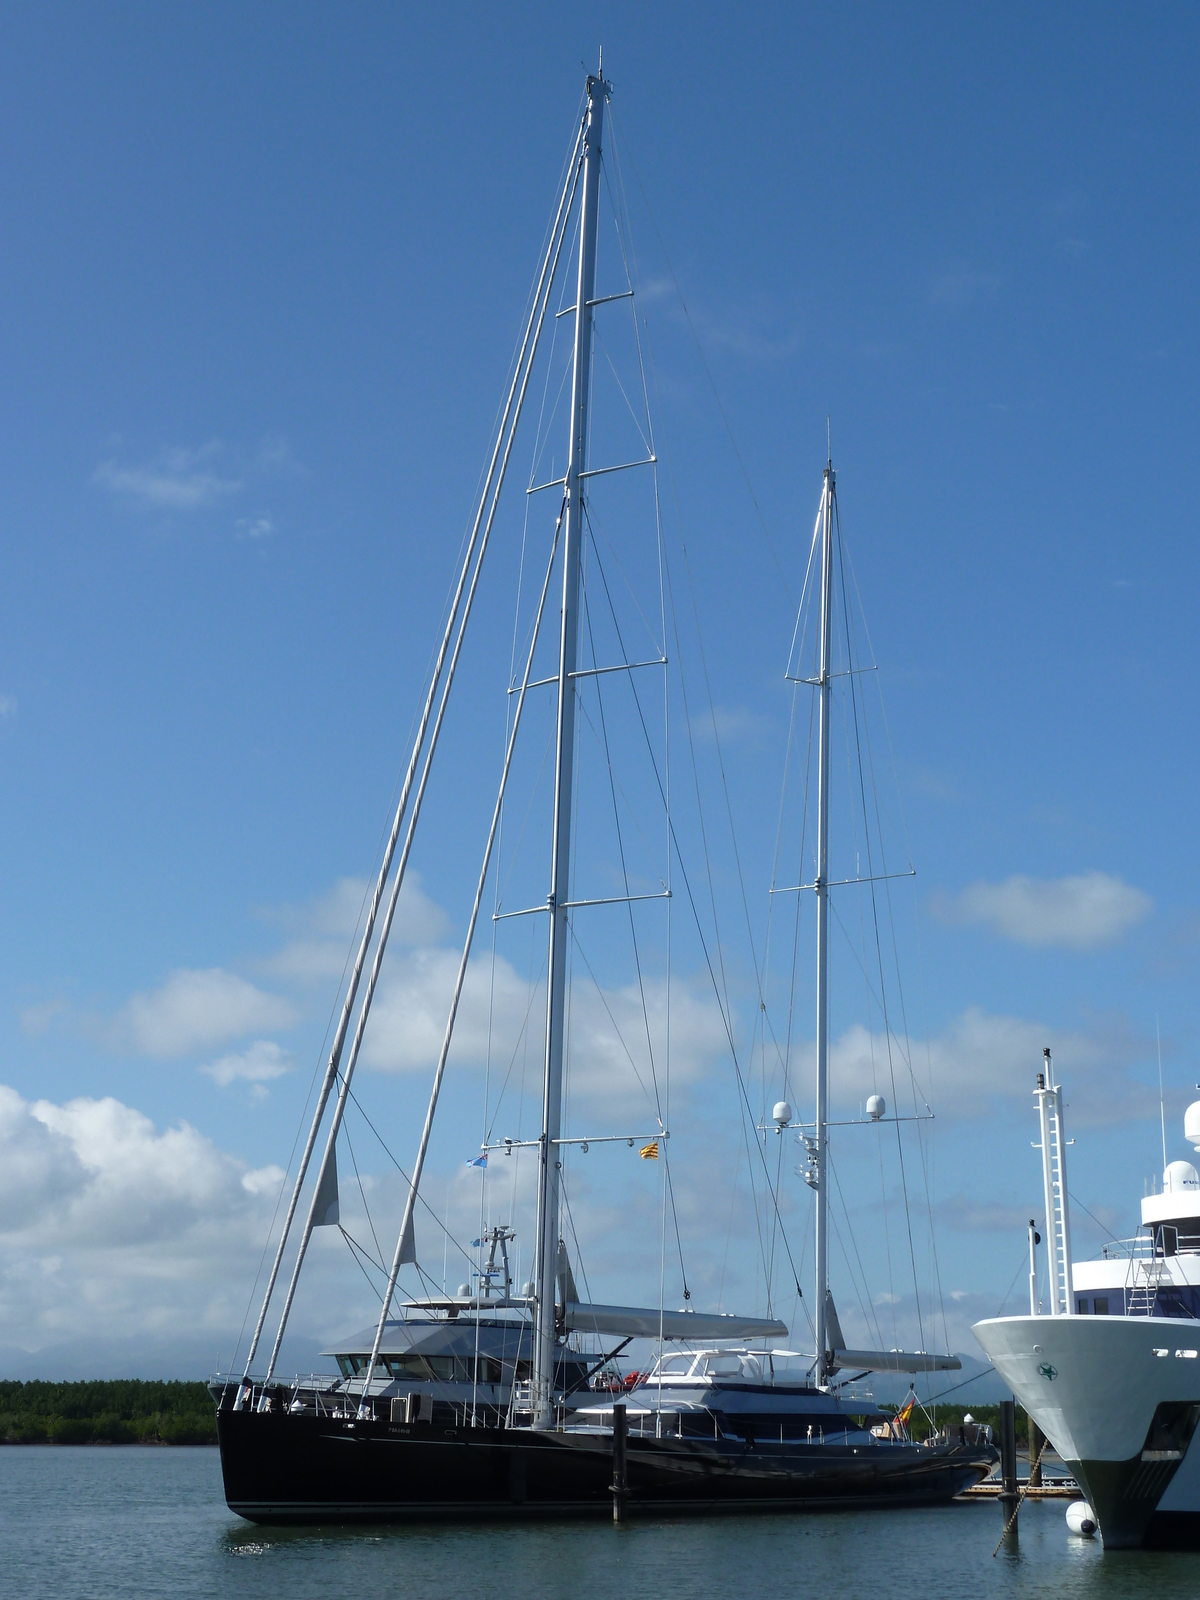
[532,69,607,1431]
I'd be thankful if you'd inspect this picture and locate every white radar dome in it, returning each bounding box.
[773,1101,793,1127]
[457,1283,471,1298]
[866,1095,886,1121]
[1185,1100,1200,1153]
[1164,1160,1200,1194]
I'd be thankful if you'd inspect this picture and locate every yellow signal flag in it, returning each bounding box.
[639,1140,659,1160]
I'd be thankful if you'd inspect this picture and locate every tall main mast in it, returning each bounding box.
[531,69,606,1430]
[813,461,835,1386]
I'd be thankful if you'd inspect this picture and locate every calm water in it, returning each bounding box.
[1,1446,1196,1599]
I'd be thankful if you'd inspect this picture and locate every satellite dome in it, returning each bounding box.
[773,1101,793,1127]
[866,1095,886,1121]
[457,1283,471,1298]
[1185,1100,1200,1153]
[1164,1160,1200,1194]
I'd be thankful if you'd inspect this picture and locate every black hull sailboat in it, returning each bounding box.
[214,65,995,1523]
[216,1408,990,1524]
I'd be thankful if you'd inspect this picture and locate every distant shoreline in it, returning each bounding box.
[1,1439,218,1447]
[1,1379,217,1446]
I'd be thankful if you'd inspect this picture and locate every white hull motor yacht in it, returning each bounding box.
[975,1051,1200,1549]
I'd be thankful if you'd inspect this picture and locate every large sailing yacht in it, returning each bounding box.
[212,65,994,1522]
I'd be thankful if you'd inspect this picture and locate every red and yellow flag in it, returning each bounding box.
[889,1393,917,1438]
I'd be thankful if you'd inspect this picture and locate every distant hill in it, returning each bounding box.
[0,1332,328,1382]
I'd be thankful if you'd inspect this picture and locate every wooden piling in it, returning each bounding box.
[611,1402,628,1524]
[998,1398,1019,1539]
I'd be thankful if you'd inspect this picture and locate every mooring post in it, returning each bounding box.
[999,1398,1019,1538]
[1029,1416,1043,1488]
[611,1401,628,1524]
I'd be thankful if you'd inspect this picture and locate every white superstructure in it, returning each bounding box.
[975,1058,1200,1550]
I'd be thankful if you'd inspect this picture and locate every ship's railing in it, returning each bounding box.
[210,1372,357,1416]
[930,1421,993,1447]
[1101,1236,1156,1261]
[834,1379,876,1403]
[1100,1232,1200,1262]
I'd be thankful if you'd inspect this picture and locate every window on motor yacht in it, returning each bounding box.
[383,1354,436,1380]
[381,1354,507,1384]
[702,1354,742,1377]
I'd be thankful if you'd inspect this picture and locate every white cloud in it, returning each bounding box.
[117,968,296,1057]
[689,704,774,747]
[200,1039,292,1095]
[905,764,961,803]
[0,1086,85,1230]
[236,515,275,539]
[362,947,725,1113]
[241,1163,287,1196]
[254,433,306,476]
[262,875,451,983]
[932,871,1152,949]
[934,1193,1122,1239]
[94,442,242,511]
[19,997,68,1037]
[0,693,15,718]
[0,1084,302,1349]
[935,1197,1042,1234]
[785,1006,1149,1125]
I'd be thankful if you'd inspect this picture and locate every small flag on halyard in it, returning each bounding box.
[639,1141,659,1160]
[466,1154,487,1168]
[896,1393,915,1425]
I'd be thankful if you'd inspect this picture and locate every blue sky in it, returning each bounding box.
[2,2,1199,1378]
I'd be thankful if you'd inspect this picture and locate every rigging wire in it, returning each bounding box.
[832,492,930,1369]
[343,1083,475,1270]
[608,108,795,610]
[248,112,589,1388]
[341,1109,386,1276]
[482,939,551,1145]
[571,338,806,1307]
[836,509,954,1365]
[573,353,682,1286]
[839,537,951,1358]
[606,115,820,1317]
[339,1228,388,1303]
[604,118,810,1330]
[604,120,678,1353]
[827,1146,887,1350]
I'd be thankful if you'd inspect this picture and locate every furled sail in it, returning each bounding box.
[312,1146,340,1228]
[823,1290,959,1374]
[562,1302,788,1341]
